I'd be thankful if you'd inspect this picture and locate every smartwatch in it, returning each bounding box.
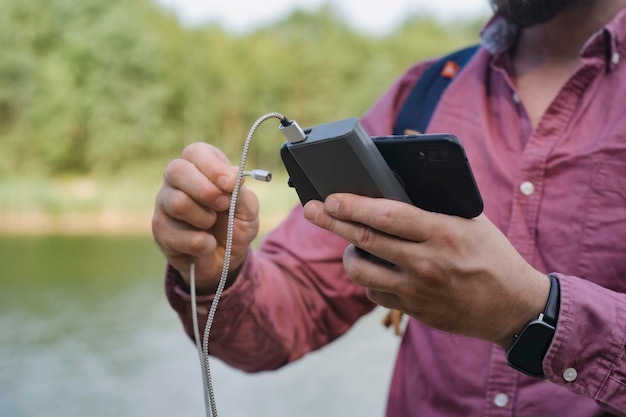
[505,274,560,378]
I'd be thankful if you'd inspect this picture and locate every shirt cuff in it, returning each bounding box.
[164,249,256,315]
[543,273,626,411]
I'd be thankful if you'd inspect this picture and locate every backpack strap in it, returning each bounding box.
[393,45,479,135]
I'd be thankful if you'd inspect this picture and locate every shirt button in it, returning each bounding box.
[512,93,521,104]
[520,181,535,196]
[563,367,578,382]
[494,393,509,407]
[612,52,620,65]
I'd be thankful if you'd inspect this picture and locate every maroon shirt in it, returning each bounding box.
[166,10,626,416]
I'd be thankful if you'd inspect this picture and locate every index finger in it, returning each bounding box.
[182,142,237,192]
[323,193,443,242]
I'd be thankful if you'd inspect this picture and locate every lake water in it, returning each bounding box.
[0,235,400,417]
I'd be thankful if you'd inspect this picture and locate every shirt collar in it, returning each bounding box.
[581,7,626,72]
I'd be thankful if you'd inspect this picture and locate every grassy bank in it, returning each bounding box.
[1,169,299,236]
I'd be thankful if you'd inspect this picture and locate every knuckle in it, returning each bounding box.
[151,210,165,237]
[181,142,205,160]
[371,205,395,230]
[412,259,439,283]
[198,209,218,229]
[169,191,192,218]
[164,158,185,183]
[196,182,219,204]
[439,226,461,249]
[188,232,210,255]
[151,228,178,258]
[352,224,377,248]
[159,242,179,259]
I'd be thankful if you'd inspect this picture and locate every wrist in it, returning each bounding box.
[494,270,551,348]
[505,274,560,378]
[175,257,246,296]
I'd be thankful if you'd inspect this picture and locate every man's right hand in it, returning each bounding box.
[152,142,261,293]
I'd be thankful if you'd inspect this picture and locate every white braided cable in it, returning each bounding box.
[190,112,285,417]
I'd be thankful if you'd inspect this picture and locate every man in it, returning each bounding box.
[152,0,626,415]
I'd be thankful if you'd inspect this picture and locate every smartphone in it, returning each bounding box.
[372,134,483,218]
[280,118,482,219]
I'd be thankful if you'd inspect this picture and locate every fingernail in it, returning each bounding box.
[303,202,319,222]
[326,197,339,214]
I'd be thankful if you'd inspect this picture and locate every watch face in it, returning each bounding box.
[506,321,555,378]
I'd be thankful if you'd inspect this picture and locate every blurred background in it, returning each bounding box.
[0,0,488,416]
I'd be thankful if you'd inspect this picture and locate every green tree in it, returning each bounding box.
[0,0,483,177]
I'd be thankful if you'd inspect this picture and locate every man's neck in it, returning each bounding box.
[516,0,626,63]
[509,1,626,127]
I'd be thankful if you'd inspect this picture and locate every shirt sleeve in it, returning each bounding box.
[165,205,375,372]
[163,59,435,373]
[544,273,626,416]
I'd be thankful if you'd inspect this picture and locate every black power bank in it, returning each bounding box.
[280,117,483,219]
[280,117,412,205]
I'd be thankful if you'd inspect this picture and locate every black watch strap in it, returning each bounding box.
[543,274,560,326]
[505,274,560,378]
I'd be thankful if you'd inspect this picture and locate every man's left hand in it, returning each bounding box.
[303,193,550,348]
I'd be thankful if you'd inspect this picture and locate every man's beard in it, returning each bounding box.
[490,0,587,28]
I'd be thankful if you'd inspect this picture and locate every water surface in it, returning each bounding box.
[0,235,399,417]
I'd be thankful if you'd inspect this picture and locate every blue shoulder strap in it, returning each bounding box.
[393,45,479,135]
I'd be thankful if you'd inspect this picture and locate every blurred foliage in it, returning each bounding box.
[0,0,484,177]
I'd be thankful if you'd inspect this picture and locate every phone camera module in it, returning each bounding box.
[426,149,450,162]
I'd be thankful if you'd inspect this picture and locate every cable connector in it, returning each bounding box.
[279,117,306,144]
[244,169,272,182]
